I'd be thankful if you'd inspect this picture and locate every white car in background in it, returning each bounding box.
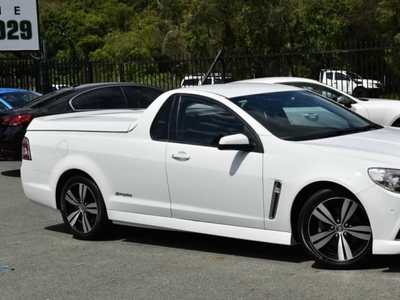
[319,70,383,98]
[235,77,400,127]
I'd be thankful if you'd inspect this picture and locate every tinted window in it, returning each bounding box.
[72,87,126,110]
[151,96,175,141]
[174,96,244,146]
[0,91,40,107]
[283,82,343,101]
[182,79,201,86]
[47,99,74,113]
[123,86,163,109]
[230,91,376,141]
[25,89,75,109]
[335,73,348,80]
[326,72,333,80]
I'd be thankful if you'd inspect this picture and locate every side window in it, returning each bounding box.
[289,82,343,102]
[326,72,333,80]
[174,96,245,146]
[123,86,163,109]
[151,96,175,141]
[335,73,348,81]
[71,87,126,110]
[47,99,74,113]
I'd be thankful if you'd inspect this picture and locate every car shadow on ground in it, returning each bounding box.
[45,222,400,271]
[46,223,308,264]
[1,169,20,177]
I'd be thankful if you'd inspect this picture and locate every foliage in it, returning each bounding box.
[2,0,399,71]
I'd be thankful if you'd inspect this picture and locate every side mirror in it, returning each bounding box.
[218,133,255,151]
[337,95,354,108]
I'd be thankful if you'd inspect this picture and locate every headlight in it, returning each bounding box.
[368,168,400,193]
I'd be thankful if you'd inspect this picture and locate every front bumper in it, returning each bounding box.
[357,185,400,255]
[373,240,400,255]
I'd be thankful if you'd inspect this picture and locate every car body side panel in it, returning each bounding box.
[23,129,172,218]
[166,142,265,228]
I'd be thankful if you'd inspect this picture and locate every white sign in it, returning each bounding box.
[0,0,40,51]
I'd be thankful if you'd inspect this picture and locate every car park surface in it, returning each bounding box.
[236,77,400,127]
[0,82,164,160]
[20,83,400,269]
[2,161,400,300]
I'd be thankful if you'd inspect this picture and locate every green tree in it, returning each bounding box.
[376,0,400,43]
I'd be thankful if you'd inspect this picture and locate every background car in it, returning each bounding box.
[181,73,233,87]
[235,77,400,127]
[0,88,42,111]
[319,69,383,97]
[0,82,164,160]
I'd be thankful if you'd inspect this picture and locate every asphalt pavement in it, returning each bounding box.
[1,160,400,300]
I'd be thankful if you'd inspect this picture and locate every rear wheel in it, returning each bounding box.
[298,188,372,269]
[60,176,108,240]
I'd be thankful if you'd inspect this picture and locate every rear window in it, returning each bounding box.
[0,91,40,107]
[182,79,201,86]
[23,89,75,109]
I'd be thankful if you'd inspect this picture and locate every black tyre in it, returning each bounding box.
[392,119,400,127]
[353,87,368,98]
[60,176,108,240]
[298,189,372,269]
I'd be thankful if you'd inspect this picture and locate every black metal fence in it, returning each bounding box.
[1,42,400,98]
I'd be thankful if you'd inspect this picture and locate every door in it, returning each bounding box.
[334,72,352,94]
[166,95,264,228]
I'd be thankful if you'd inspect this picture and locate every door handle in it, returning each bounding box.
[171,151,190,161]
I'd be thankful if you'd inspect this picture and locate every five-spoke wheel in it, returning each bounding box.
[299,189,372,269]
[60,176,108,240]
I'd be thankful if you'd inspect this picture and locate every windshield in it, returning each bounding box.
[0,91,41,108]
[347,71,362,80]
[230,90,381,141]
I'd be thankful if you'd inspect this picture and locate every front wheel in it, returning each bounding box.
[353,87,368,98]
[298,189,372,269]
[60,175,109,240]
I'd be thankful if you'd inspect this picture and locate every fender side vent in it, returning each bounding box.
[269,181,282,219]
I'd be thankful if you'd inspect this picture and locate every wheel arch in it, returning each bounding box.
[290,181,356,242]
[55,169,98,210]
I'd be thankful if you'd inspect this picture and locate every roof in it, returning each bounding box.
[0,88,31,94]
[234,77,319,84]
[176,82,302,98]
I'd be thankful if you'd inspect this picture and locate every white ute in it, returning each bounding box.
[21,83,400,269]
[319,69,383,98]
